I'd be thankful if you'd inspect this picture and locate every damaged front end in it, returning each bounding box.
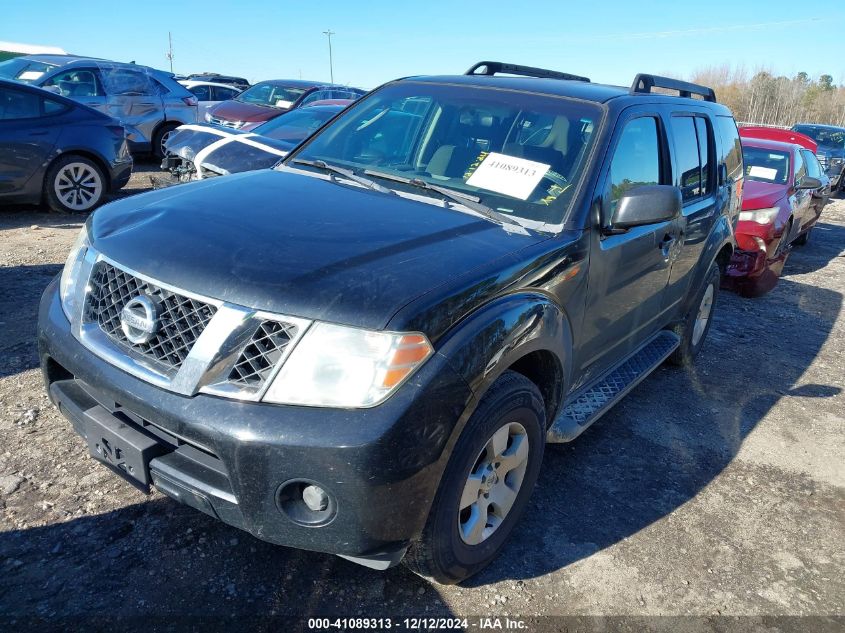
[154,124,294,189]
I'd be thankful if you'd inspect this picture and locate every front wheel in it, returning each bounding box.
[668,262,720,366]
[404,371,545,584]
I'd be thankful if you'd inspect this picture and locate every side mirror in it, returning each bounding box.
[797,175,822,190]
[609,185,682,232]
[41,85,61,95]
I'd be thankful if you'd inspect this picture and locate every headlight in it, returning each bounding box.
[738,207,780,225]
[263,323,433,408]
[204,111,213,123]
[59,225,91,322]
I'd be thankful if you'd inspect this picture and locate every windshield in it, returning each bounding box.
[236,82,307,108]
[285,82,602,228]
[742,146,790,184]
[793,125,845,149]
[0,58,56,83]
[255,107,339,141]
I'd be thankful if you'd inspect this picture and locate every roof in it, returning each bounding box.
[740,137,799,152]
[180,80,243,90]
[794,122,845,132]
[255,79,335,88]
[403,74,730,111]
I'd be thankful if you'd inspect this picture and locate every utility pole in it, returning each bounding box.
[322,29,335,84]
[166,31,174,73]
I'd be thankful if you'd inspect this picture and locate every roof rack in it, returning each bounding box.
[630,74,716,102]
[465,61,590,83]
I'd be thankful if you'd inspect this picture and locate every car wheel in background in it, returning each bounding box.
[404,370,545,584]
[669,261,720,366]
[153,123,180,159]
[794,228,811,247]
[44,155,106,214]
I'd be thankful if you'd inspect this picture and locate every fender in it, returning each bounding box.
[436,291,573,425]
[682,212,734,314]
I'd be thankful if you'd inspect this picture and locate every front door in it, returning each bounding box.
[577,109,678,383]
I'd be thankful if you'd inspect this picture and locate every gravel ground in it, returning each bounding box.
[1,162,843,631]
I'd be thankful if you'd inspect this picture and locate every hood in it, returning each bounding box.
[741,180,787,210]
[208,100,285,123]
[165,125,293,175]
[89,169,545,330]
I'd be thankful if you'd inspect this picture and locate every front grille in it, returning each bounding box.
[227,320,298,389]
[208,115,240,129]
[84,261,217,372]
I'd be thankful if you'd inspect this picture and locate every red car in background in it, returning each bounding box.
[724,136,826,296]
[739,126,818,153]
[204,80,365,131]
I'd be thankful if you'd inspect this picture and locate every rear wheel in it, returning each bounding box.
[404,371,545,584]
[794,228,811,247]
[153,123,180,159]
[44,155,106,214]
[669,261,720,366]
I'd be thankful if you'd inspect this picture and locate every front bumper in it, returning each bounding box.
[38,278,472,565]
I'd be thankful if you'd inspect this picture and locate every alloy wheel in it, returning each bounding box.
[54,162,103,212]
[692,283,714,346]
[458,421,530,546]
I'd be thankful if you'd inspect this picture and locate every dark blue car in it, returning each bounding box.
[0,79,132,213]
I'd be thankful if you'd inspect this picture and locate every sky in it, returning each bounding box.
[3,0,844,89]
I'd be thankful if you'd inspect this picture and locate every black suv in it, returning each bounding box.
[39,62,742,584]
[792,123,845,192]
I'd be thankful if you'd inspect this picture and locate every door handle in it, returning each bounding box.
[29,130,50,136]
[659,233,676,258]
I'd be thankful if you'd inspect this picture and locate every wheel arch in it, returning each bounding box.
[436,291,573,434]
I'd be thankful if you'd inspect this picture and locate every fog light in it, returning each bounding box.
[276,479,336,526]
[302,484,329,512]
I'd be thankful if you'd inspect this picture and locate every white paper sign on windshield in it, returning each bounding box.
[465,152,550,200]
[748,166,778,180]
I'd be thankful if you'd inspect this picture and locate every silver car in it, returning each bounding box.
[0,55,198,157]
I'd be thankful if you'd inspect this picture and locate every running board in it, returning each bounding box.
[547,330,680,443]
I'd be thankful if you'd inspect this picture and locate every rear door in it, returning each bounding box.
[579,108,677,380]
[99,65,164,145]
[800,148,827,224]
[0,86,62,196]
[662,112,719,311]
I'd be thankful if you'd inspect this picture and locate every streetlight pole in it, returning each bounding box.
[322,29,335,84]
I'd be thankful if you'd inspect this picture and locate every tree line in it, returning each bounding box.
[689,66,845,128]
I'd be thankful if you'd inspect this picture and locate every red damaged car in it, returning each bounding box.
[724,136,826,296]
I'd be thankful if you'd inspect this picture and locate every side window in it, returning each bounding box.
[670,116,702,202]
[716,116,743,182]
[189,85,211,101]
[695,117,714,197]
[100,68,157,96]
[43,69,102,98]
[608,117,662,212]
[0,87,42,119]
[793,149,806,182]
[43,98,69,116]
[214,86,238,101]
[802,150,821,179]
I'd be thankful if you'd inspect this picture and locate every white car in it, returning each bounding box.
[178,80,242,117]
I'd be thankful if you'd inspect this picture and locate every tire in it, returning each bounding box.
[668,261,720,366]
[153,123,179,159]
[403,371,546,584]
[44,155,106,214]
[794,228,811,247]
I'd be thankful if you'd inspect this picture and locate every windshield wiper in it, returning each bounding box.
[363,170,528,233]
[292,159,395,195]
